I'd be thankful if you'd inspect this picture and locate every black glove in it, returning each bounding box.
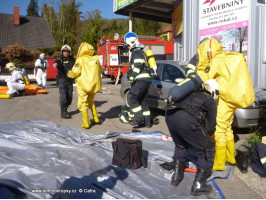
[160,160,175,171]
[165,96,175,107]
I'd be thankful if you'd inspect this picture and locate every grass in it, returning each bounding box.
[246,127,266,143]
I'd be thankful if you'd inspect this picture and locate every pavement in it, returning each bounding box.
[0,79,265,199]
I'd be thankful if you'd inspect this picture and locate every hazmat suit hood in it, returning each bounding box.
[197,38,223,73]
[196,38,254,109]
[77,42,95,58]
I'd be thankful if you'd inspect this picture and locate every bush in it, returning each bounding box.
[1,44,35,69]
[38,46,61,58]
[37,47,55,57]
[247,127,266,143]
[1,44,33,62]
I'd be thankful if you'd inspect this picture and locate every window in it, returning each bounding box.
[257,0,266,6]
[160,64,185,82]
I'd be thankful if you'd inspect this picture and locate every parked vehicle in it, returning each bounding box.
[120,60,266,128]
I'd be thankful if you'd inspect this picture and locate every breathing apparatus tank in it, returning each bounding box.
[145,50,157,74]
[24,75,30,85]
[15,68,30,85]
[22,68,30,85]
[168,69,203,103]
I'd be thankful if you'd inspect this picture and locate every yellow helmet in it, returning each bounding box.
[5,62,16,70]
[61,44,71,52]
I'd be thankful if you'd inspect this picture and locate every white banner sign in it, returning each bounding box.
[199,0,250,55]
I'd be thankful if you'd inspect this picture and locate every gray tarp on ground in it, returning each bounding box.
[0,120,229,199]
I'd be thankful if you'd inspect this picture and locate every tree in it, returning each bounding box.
[228,27,248,53]
[57,0,82,51]
[132,18,162,36]
[27,0,39,17]
[41,1,57,36]
[81,9,103,51]
[101,19,128,38]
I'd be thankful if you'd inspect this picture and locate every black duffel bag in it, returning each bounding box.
[112,138,147,169]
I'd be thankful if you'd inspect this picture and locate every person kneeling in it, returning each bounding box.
[5,63,26,97]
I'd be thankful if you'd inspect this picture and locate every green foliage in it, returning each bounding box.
[27,0,39,17]
[41,2,57,36]
[40,0,164,53]
[57,0,82,50]
[101,19,128,38]
[81,9,103,51]
[41,0,81,54]
[133,18,162,36]
[247,127,266,143]
[37,46,60,57]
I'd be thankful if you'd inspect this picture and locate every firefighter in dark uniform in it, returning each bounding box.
[53,45,75,118]
[124,32,152,127]
[165,79,220,196]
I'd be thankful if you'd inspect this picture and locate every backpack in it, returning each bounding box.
[112,138,147,169]
[40,58,47,71]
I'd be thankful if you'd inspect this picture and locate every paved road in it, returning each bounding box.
[0,80,265,198]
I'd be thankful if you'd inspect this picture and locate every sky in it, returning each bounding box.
[0,0,128,19]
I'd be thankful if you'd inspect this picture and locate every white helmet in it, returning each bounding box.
[40,53,45,58]
[61,44,71,52]
[124,32,143,48]
[5,62,16,70]
[203,79,220,100]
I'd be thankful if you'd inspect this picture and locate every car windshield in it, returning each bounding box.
[159,63,185,82]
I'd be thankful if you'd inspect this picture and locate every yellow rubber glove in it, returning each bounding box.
[67,71,75,78]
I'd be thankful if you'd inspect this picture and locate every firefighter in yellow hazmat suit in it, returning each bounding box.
[68,42,102,129]
[192,38,255,171]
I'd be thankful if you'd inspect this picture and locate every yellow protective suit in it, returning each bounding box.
[68,42,102,129]
[196,38,255,170]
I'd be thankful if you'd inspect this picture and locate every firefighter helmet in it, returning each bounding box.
[124,32,143,48]
[61,44,71,52]
[203,79,220,100]
[5,62,16,70]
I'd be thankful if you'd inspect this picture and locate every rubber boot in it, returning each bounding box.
[90,104,99,123]
[81,110,90,129]
[61,106,71,118]
[191,169,213,196]
[226,140,236,165]
[64,106,71,117]
[171,160,185,186]
[236,145,249,173]
[144,116,152,128]
[213,146,226,171]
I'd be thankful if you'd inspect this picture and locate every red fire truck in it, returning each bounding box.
[97,35,174,81]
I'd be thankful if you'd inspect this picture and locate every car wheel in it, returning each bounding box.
[124,90,130,107]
